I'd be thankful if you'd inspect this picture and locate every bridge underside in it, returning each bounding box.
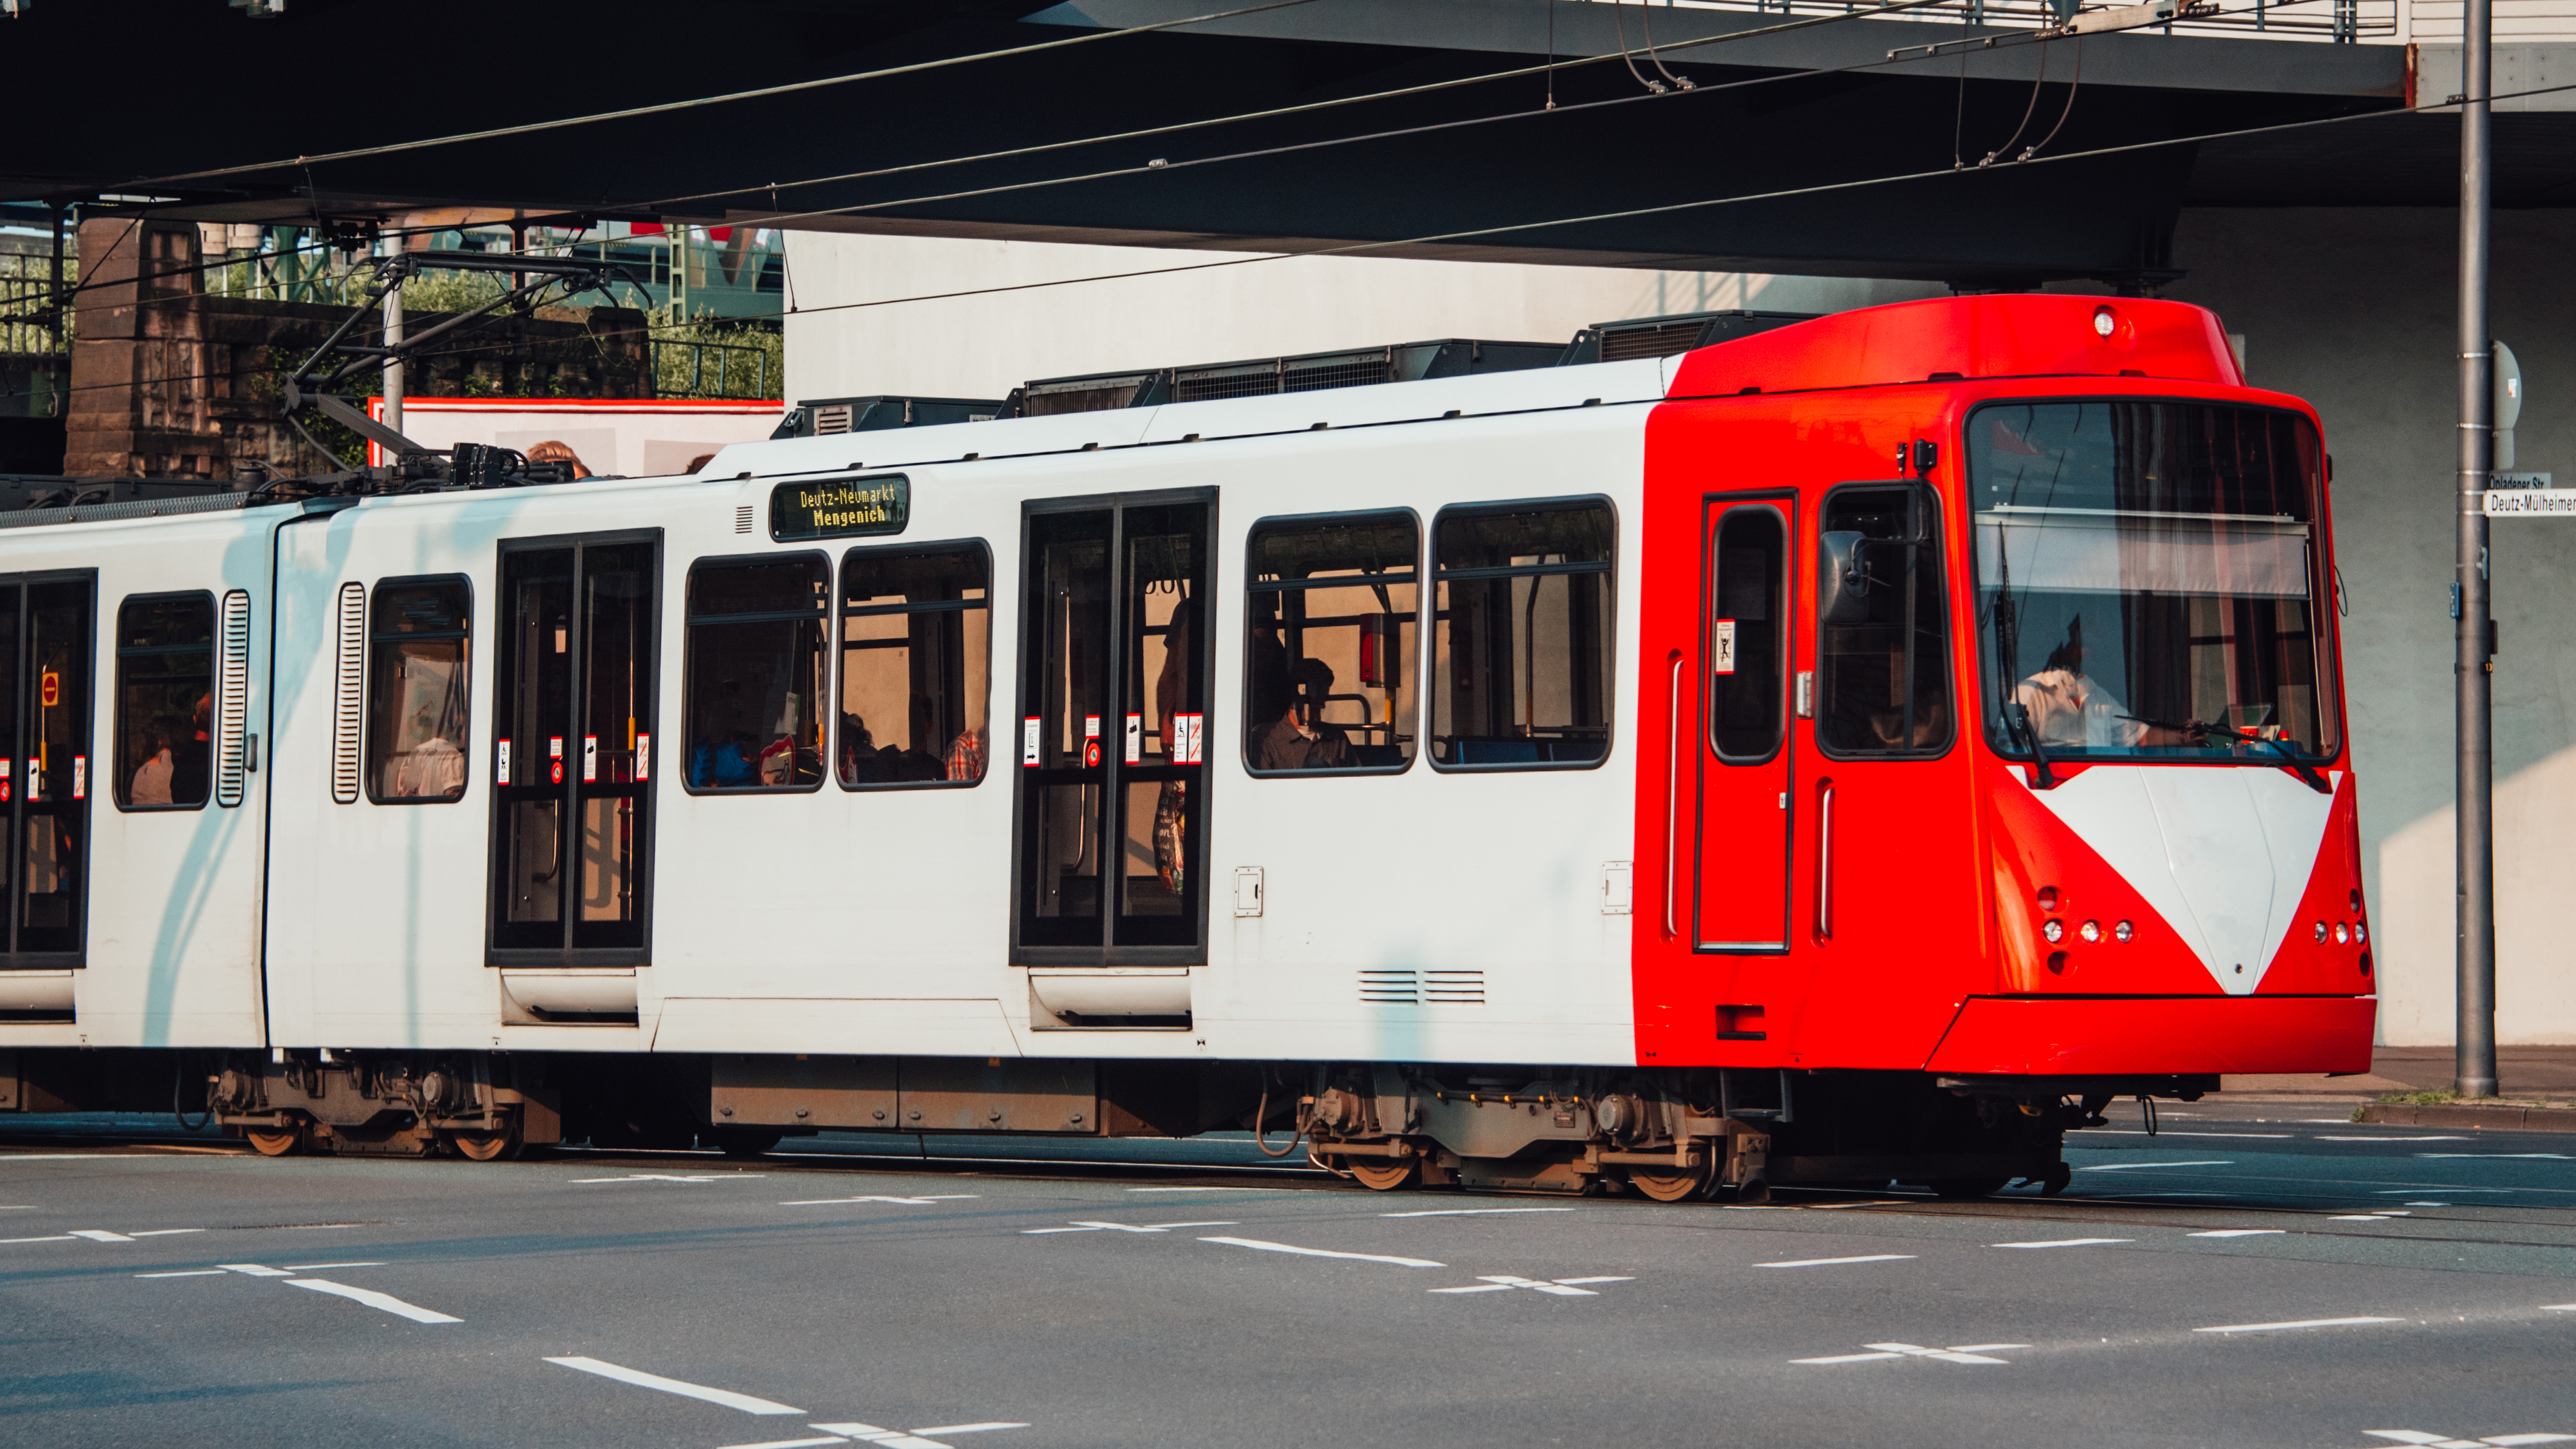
[1,0,2563,285]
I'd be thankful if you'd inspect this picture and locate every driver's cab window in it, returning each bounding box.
[1816,485,1951,757]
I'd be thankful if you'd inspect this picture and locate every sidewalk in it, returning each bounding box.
[2224,1045,2576,1099]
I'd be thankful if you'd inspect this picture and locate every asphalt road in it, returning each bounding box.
[4,1100,2572,1449]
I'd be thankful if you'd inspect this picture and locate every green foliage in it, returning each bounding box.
[653,310,781,400]
[2374,1090,2460,1106]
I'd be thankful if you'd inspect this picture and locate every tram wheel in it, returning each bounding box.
[449,1126,524,1162]
[1345,1156,1419,1191]
[1626,1169,1705,1203]
[244,1127,302,1158]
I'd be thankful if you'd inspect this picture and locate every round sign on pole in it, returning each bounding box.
[2496,339,2523,471]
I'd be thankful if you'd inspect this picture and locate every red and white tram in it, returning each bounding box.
[0,293,2371,1198]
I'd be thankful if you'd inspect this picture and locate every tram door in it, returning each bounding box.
[0,576,91,966]
[1694,495,1794,951]
[1012,493,1213,964]
[489,535,659,962]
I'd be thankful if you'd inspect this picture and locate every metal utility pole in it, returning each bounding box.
[2457,0,2499,1100]
[380,233,405,453]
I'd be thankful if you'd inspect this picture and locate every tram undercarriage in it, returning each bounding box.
[6,1048,2209,1199]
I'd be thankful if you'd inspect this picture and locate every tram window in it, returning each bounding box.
[1428,502,1615,769]
[114,593,213,811]
[684,555,828,792]
[1710,507,1786,762]
[1816,484,1953,757]
[838,545,990,788]
[366,578,471,802]
[1246,512,1416,773]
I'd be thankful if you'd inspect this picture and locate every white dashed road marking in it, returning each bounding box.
[135,1269,228,1278]
[67,1229,134,1242]
[1794,1342,2029,1366]
[288,1278,461,1324]
[547,1356,804,1414]
[2317,1137,2470,1143]
[781,1196,980,1207]
[218,1263,295,1276]
[2419,1154,2572,1160]
[2359,1423,2565,1433]
[572,1174,770,1185]
[2194,1317,2405,1335]
[1197,1236,1445,1268]
[1021,1220,1237,1235]
[1759,1255,1917,1268]
[1429,1274,1634,1297]
[2077,1162,2234,1172]
[1993,1238,2134,1249]
[1380,1208,1577,1218]
[2190,1230,2288,1238]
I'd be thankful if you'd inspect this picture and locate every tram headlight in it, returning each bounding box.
[2036,886,2060,912]
[2113,920,2134,944]
[2042,919,2065,944]
[2355,921,2367,944]
[2314,921,2329,944]
[2078,920,2102,944]
[2334,922,2350,945]
[2093,305,2117,338]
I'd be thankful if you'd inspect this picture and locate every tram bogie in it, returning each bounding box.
[0,294,2373,1195]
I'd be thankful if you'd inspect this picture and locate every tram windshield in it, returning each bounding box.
[1970,401,2340,765]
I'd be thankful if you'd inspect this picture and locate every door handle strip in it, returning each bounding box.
[1816,781,1834,940]
[1666,655,1683,939]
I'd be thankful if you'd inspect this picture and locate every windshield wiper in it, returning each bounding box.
[2117,714,2331,795]
[2010,703,2057,789]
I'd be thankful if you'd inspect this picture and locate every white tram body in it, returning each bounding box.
[0,296,2369,1197]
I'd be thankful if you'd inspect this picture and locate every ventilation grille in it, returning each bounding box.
[1358,969,1485,1005]
[1424,970,1486,1004]
[1171,350,1395,403]
[215,589,252,808]
[1600,320,1711,363]
[814,404,854,435]
[1021,374,1154,416]
[734,504,755,534]
[330,582,364,804]
[1359,970,1418,1005]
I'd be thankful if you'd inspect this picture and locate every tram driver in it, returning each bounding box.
[2013,618,2177,751]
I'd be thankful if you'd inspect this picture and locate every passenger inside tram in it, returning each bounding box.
[127,717,177,806]
[1250,657,1356,770]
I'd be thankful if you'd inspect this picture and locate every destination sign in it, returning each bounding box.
[770,474,909,541]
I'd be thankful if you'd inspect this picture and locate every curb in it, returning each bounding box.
[2357,1102,2576,1131]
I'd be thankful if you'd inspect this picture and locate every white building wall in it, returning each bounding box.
[780,232,1938,403]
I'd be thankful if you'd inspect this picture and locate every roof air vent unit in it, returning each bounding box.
[771,396,1005,439]
[1004,339,1559,418]
[1559,310,1821,366]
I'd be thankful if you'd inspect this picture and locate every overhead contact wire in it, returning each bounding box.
[119,0,1333,189]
